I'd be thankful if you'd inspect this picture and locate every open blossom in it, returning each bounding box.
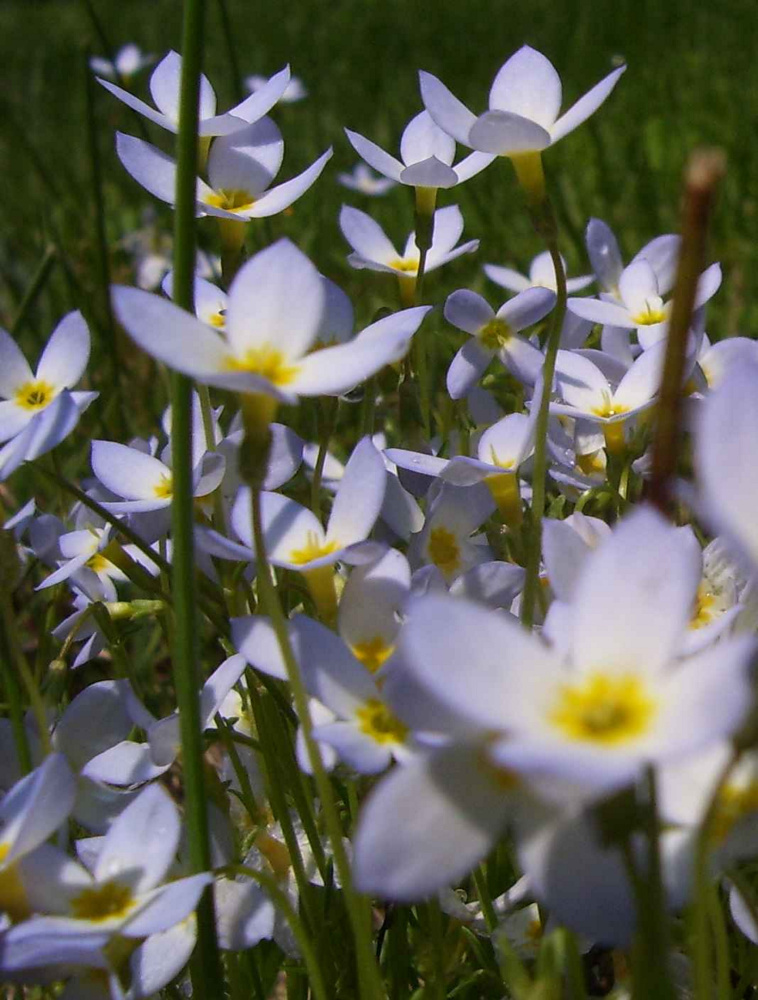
[89,43,154,81]
[420,45,625,156]
[444,285,555,396]
[246,71,307,103]
[117,118,332,222]
[346,110,494,189]
[484,249,593,296]
[0,312,98,480]
[353,507,756,901]
[99,49,291,136]
[568,257,722,349]
[337,162,398,196]
[113,238,430,402]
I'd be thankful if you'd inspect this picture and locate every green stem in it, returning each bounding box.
[520,218,566,628]
[170,0,223,991]
[250,483,386,999]
[0,591,50,757]
[310,397,339,520]
[224,864,330,1000]
[472,864,498,934]
[84,47,123,430]
[0,618,33,774]
[630,766,676,1000]
[215,0,244,104]
[10,245,57,338]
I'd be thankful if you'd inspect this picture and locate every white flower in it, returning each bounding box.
[444,285,555,396]
[90,44,154,81]
[100,50,291,136]
[113,239,429,403]
[337,163,398,196]
[246,72,307,103]
[420,45,625,155]
[116,119,332,222]
[345,110,494,189]
[484,249,593,296]
[0,312,97,480]
[352,507,757,901]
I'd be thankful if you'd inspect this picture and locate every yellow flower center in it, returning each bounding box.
[289,532,339,566]
[351,636,395,674]
[203,188,256,214]
[630,301,668,326]
[577,450,606,476]
[14,379,56,411]
[154,474,173,500]
[484,471,522,527]
[478,318,514,351]
[549,672,657,746]
[224,345,299,387]
[86,553,111,573]
[71,880,136,922]
[390,258,419,274]
[356,699,408,745]
[590,392,629,420]
[689,583,718,628]
[208,310,226,328]
[427,525,461,577]
[0,843,29,922]
[711,780,758,842]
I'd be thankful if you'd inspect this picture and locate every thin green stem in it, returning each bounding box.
[521,222,566,628]
[170,0,223,991]
[0,592,50,757]
[84,48,123,421]
[310,397,339,520]
[224,864,329,1000]
[10,245,56,338]
[215,0,244,104]
[0,614,33,774]
[250,483,386,999]
[630,767,676,1000]
[472,865,498,934]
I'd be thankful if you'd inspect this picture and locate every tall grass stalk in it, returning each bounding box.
[169,0,224,992]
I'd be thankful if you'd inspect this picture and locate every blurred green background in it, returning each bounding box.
[1,0,756,348]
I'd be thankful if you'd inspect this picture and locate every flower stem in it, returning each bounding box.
[170,0,223,991]
[648,149,725,516]
[520,206,566,628]
[248,477,386,999]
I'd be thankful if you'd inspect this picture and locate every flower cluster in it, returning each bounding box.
[3,34,758,1000]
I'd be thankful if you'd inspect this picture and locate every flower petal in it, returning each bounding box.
[225,238,324,361]
[469,110,551,155]
[339,205,398,265]
[344,128,403,181]
[246,148,333,218]
[353,744,515,901]
[419,70,477,147]
[206,117,284,197]
[488,46,562,129]
[0,328,33,399]
[550,65,626,144]
[326,436,386,547]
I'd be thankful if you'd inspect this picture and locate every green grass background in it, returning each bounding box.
[0,0,756,370]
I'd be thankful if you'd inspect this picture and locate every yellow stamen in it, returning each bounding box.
[549,672,657,746]
[577,450,606,476]
[351,636,395,674]
[154,473,173,500]
[71,881,135,922]
[690,583,716,629]
[87,553,111,573]
[0,842,29,922]
[208,311,226,328]
[289,534,339,566]
[478,317,514,351]
[14,379,56,411]
[427,525,461,578]
[630,303,668,326]
[356,699,408,745]
[203,188,256,213]
[390,258,419,274]
[224,345,299,387]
